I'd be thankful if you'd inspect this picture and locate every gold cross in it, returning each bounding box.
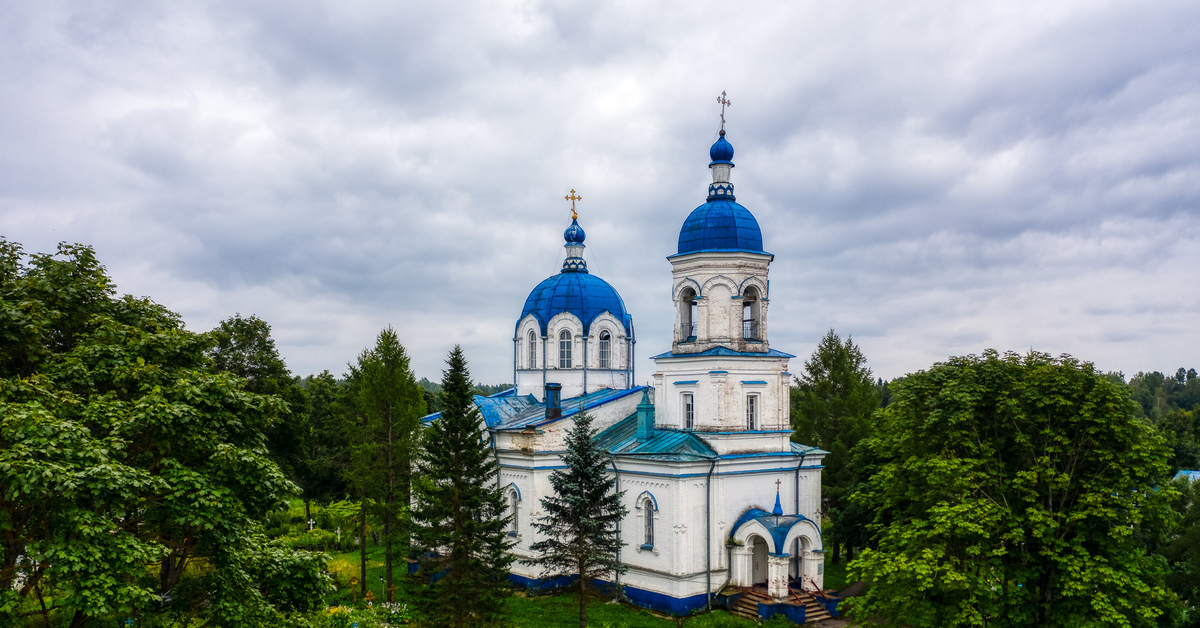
[565,189,582,220]
[717,91,731,130]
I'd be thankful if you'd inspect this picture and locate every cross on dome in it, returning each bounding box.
[565,189,582,221]
[717,91,731,131]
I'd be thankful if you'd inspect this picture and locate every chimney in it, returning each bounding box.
[636,388,654,441]
[545,383,562,420]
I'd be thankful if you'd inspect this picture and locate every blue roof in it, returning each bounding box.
[475,386,645,431]
[651,346,796,360]
[519,271,633,336]
[730,508,818,554]
[675,199,766,256]
[593,415,719,461]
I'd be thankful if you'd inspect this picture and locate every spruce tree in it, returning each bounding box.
[530,410,627,628]
[411,346,514,627]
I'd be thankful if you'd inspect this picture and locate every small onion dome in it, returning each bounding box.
[709,130,734,165]
[564,219,586,244]
[676,199,765,255]
[518,272,633,336]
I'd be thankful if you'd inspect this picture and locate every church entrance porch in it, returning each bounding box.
[728,508,826,598]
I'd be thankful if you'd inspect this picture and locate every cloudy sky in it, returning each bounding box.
[3,1,1198,386]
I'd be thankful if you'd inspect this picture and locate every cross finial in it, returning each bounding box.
[565,189,582,221]
[775,478,782,493]
[717,91,731,131]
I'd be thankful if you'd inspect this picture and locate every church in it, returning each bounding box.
[445,120,827,615]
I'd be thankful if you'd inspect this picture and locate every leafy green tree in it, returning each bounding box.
[530,410,627,628]
[296,371,350,510]
[847,350,1180,628]
[349,327,425,599]
[1162,476,1200,627]
[0,240,326,626]
[790,329,879,563]
[411,346,514,627]
[207,314,311,509]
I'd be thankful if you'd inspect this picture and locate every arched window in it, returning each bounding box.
[742,287,761,340]
[527,331,537,369]
[642,496,655,547]
[682,392,694,430]
[746,394,759,430]
[598,331,611,369]
[558,330,572,369]
[680,287,697,340]
[508,489,520,535]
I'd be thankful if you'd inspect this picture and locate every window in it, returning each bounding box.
[527,331,537,369]
[643,497,655,547]
[680,287,697,340]
[558,330,572,368]
[746,394,758,430]
[509,489,519,535]
[598,331,611,369]
[682,393,694,430]
[742,287,761,340]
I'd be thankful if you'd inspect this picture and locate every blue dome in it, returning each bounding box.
[676,199,765,254]
[519,272,633,335]
[564,219,586,244]
[709,131,734,164]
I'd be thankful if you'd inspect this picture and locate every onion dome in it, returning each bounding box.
[709,130,734,164]
[564,219,586,244]
[675,131,767,255]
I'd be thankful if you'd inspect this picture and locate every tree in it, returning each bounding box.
[530,410,627,628]
[295,371,350,509]
[0,240,326,626]
[1162,476,1200,627]
[846,350,1179,628]
[207,314,310,510]
[790,329,879,563]
[348,327,425,600]
[411,346,514,627]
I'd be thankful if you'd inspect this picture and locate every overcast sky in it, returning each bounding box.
[3,1,1198,386]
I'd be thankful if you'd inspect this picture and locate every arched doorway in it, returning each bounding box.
[750,534,769,586]
[789,537,812,584]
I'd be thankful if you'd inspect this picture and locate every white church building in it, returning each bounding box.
[441,126,827,614]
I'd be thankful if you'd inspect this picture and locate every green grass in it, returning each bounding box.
[508,592,783,627]
[824,559,850,591]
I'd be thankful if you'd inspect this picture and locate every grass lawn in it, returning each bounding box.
[323,547,795,626]
[509,592,787,627]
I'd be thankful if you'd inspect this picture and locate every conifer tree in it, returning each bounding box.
[347,327,425,600]
[530,410,627,628]
[411,346,514,627]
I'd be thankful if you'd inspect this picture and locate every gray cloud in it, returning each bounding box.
[2,0,1198,385]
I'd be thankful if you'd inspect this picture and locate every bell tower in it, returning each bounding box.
[651,114,794,447]
[669,129,773,355]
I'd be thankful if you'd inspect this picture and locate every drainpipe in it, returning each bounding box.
[705,455,718,609]
[541,332,547,400]
[793,453,807,515]
[512,335,517,395]
[583,332,588,395]
[609,455,622,595]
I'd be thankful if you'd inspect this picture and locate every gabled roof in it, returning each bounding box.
[593,415,718,461]
[474,386,645,431]
[730,508,818,554]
